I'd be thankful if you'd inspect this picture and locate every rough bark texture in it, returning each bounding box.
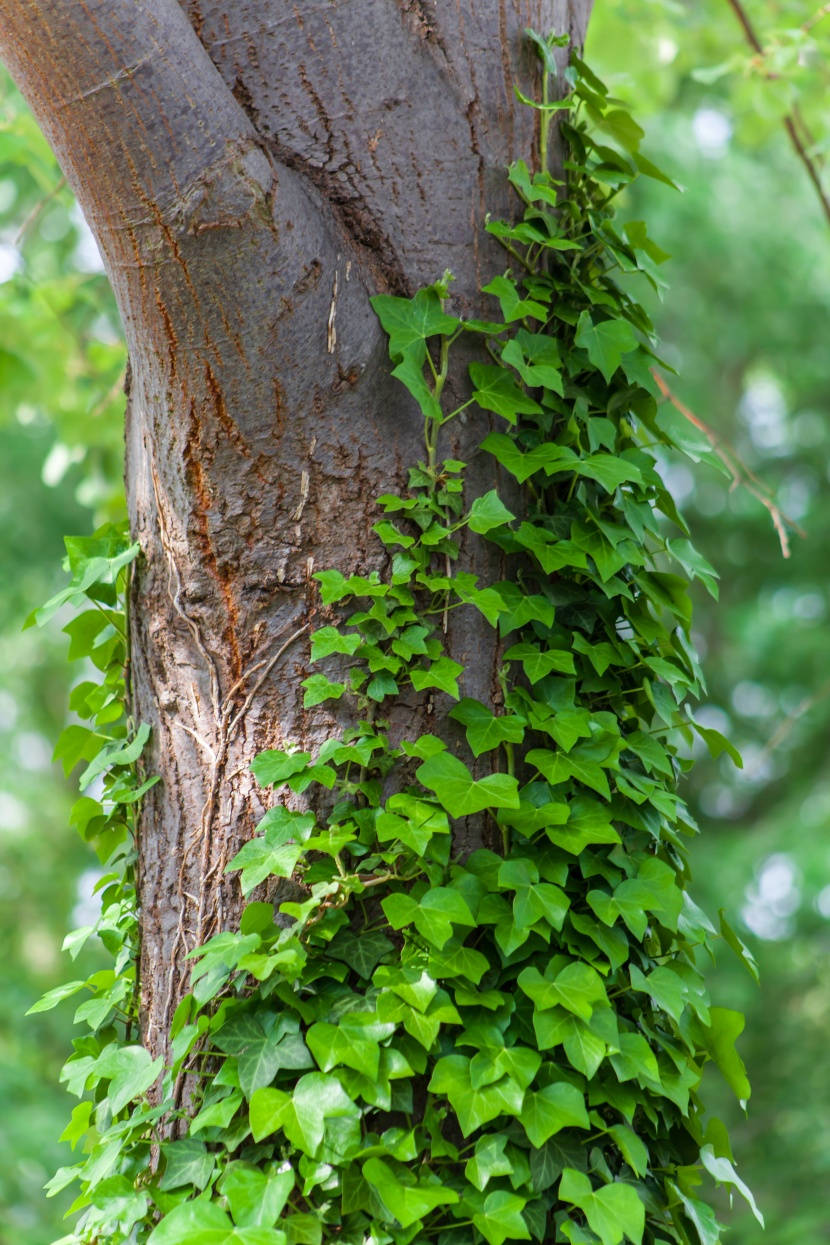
[0,0,593,1062]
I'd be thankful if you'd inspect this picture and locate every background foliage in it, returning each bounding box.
[2,2,830,1241]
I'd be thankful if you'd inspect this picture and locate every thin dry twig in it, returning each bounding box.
[724,0,830,228]
[651,370,806,559]
[803,3,830,34]
[13,175,67,246]
[748,676,830,776]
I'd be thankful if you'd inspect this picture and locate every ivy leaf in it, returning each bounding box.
[525,27,564,75]
[529,1135,587,1193]
[470,362,544,423]
[416,752,520,817]
[597,108,644,153]
[146,1200,285,1244]
[575,455,643,493]
[718,910,759,982]
[468,489,516,534]
[159,1139,215,1192]
[574,312,638,383]
[672,1185,723,1245]
[251,750,311,787]
[377,795,449,855]
[465,1134,514,1192]
[250,1073,359,1156]
[629,965,685,1023]
[383,887,476,950]
[392,355,442,422]
[559,1169,645,1245]
[483,274,548,323]
[518,963,607,1022]
[371,289,459,365]
[306,1013,395,1079]
[606,1125,648,1178]
[226,810,314,896]
[472,1191,531,1245]
[429,1054,524,1135]
[328,929,393,979]
[95,1044,162,1115]
[687,709,742,769]
[699,1144,764,1226]
[26,979,88,1015]
[410,655,464,698]
[504,642,575,682]
[520,1083,589,1147]
[362,1157,459,1228]
[502,338,564,396]
[221,1162,295,1228]
[235,1029,297,1100]
[666,538,719,599]
[527,747,611,800]
[482,431,578,483]
[309,627,361,660]
[78,722,151,791]
[704,1008,751,1103]
[609,1033,660,1089]
[449,699,525,757]
[191,1090,244,1133]
[301,674,346,708]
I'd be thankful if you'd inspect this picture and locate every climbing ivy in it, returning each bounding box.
[32,34,762,1245]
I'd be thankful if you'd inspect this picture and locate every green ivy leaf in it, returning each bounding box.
[465,1134,514,1192]
[416,752,520,817]
[147,1200,286,1244]
[520,1082,589,1147]
[504,642,575,682]
[362,1156,459,1227]
[328,930,394,980]
[221,1162,295,1228]
[470,362,544,423]
[472,1190,531,1245]
[159,1139,215,1192]
[226,810,315,896]
[301,674,346,708]
[468,489,516,534]
[370,288,459,365]
[95,1044,162,1115]
[700,1144,763,1226]
[449,699,525,757]
[559,1169,644,1245]
[250,1073,359,1156]
[574,311,638,383]
[410,655,464,699]
[309,627,361,659]
[705,1008,751,1103]
[251,750,312,787]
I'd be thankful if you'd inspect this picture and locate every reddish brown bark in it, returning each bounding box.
[0,0,593,1060]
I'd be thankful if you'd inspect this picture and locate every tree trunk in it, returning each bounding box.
[0,0,593,1063]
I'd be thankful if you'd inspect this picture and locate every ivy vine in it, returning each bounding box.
[31,33,762,1245]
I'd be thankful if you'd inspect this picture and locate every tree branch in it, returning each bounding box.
[652,371,805,559]
[724,0,830,229]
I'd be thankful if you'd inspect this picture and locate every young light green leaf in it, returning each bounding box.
[301,674,346,708]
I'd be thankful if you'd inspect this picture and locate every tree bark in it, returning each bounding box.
[0,0,593,1062]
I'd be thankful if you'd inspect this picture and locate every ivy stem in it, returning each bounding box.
[539,63,551,173]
